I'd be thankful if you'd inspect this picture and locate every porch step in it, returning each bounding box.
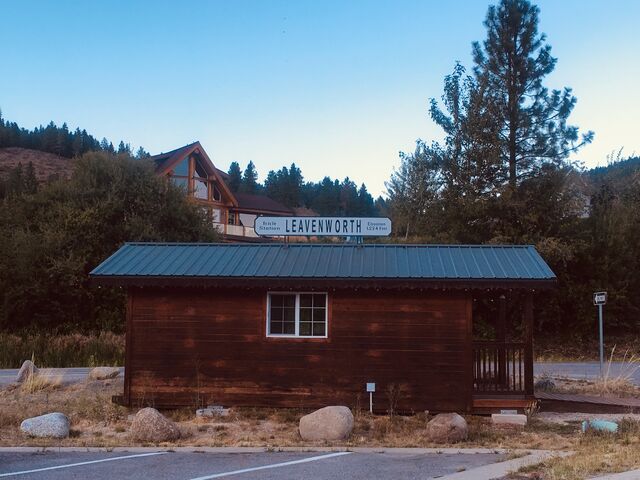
[472,397,536,414]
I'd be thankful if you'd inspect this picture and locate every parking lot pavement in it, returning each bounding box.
[0,450,507,479]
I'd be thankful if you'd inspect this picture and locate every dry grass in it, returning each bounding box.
[0,147,74,183]
[0,380,579,450]
[536,336,640,362]
[543,376,640,399]
[2,379,639,479]
[595,347,640,396]
[514,419,640,479]
[20,372,63,394]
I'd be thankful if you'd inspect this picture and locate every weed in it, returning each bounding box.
[524,400,540,422]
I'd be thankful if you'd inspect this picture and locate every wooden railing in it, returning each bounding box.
[473,341,530,395]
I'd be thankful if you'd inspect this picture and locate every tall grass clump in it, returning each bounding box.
[594,346,640,397]
[0,331,124,368]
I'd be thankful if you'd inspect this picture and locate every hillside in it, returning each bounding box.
[0,147,74,182]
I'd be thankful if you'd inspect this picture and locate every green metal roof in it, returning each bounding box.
[90,243,556,287]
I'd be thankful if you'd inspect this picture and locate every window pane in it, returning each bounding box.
[283,306,296,322]
[194,159,208,179]
[270,321,283,334]
[312,307,326,322]
[270,294,284,308]
[313,322,326,336]
[283,295,296,308]
[313,294,326,308]
[173,156,189,176]
[171,176,188,190]
[300,308,312,322]
[299,322,312,336]
[270,306,283,321]
[300,294,312,308]
[283,322,295,334]
[212,184,222,201]
[194,179,208,199]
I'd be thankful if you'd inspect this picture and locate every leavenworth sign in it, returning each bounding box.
[254,216,392,237]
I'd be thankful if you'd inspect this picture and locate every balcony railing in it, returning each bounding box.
[473,341,529,395]
[212,223,259,238]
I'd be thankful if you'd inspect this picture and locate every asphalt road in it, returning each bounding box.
[1,363,638,386]
[534,362,640,385]
[0,367,123,386]
[0,451,505,479]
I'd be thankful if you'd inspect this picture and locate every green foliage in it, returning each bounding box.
[386,0,638,334]
[227,161,242,192]
[240,160,259,193]
[0,110,143,159]
[472,0,593,188]
[0,162,38,199]
[0,151,219,331]
[264,163,304,207]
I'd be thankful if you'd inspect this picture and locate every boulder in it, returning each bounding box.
[130,408,180,442]
[20,412,69,438]
[425,412,468,443]
[16,360,38,383]
[299,406,354,441]
[88,367,120,380]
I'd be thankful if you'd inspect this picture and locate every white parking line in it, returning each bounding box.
[0,451,167,477]
[189,451,352,480]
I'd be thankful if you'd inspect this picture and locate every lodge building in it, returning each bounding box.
[91,243,556,414]
[149,142,294,241]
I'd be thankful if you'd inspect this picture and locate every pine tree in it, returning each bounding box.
[356,183,375,216]
[240,161,258,193]
[472,0,593,189]
[135,146,150,159]
[117,141,131,155]
[285,163,303,207]
[24,162,38,194]
[227,162,243,192]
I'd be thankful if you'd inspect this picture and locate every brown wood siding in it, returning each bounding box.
[126,288,472,412]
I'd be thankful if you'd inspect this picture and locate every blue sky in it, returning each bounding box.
[2,0,639,196]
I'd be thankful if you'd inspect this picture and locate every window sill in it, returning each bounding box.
[265,335,329,342]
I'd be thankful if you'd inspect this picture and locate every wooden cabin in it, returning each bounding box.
[149,142,293,241]
[91,243,556,413]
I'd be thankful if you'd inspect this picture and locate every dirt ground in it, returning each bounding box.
[0,378,573,450]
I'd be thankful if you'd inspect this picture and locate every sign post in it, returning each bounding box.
[366,383,375,413]
[593,292,607,377]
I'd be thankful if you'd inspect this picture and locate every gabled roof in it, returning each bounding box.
[149,141,237,207]
[148,142,199,173]
[91,243,557,289]
[234,192,293,215]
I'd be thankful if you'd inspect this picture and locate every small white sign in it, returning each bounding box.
[366,382,376,393]
[593,292,607,305]
[254,216,392,237]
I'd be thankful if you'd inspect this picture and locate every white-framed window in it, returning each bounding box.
[267,292,328,338]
